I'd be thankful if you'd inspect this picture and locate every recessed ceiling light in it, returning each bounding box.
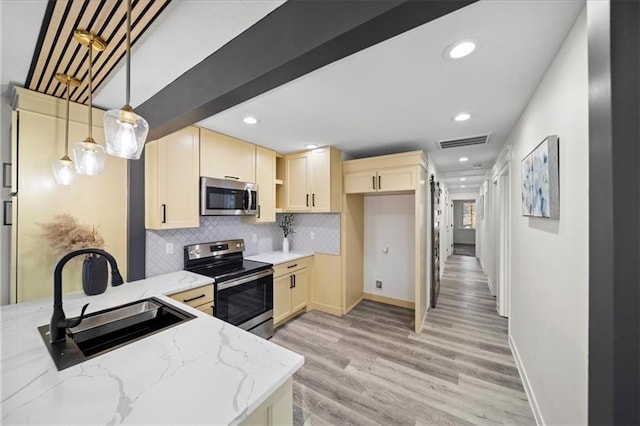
[305,144,318,149]
[444,39,477,60]
[459,157,469,162]
[242,116,259,125]
[461,185,466,188]
[454,113,471,122]
[460,177,467,181]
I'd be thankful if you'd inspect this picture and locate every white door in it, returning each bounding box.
[497,171,511,317]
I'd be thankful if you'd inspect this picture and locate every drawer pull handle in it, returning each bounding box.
[183,294,206,303]
[287,264,298,269]
[372,176,375,190]
[225,175,239,180]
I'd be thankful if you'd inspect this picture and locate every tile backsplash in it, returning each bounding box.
[146,213,340,277]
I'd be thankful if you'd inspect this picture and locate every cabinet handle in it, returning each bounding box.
[378,175,381,190]
[290,275,294,289]
[224,175,239,180]
[287,263,298,269]
[312,193,315,207]
[183,294,206,303]
[372,176,375,190]
[257,204,261,218]
[293,274,296,288]
[306,194,309,207]
[161,204,166,224]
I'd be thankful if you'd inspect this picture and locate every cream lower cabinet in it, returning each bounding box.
[344,166,415,194]
[273,257,312,326]
[168,284,214,316]
[200,128,256,183]
[145,126,200,229]
[240,379,293,426]
[284,147,341,212]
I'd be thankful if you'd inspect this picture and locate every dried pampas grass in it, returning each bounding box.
[39,213,104,255]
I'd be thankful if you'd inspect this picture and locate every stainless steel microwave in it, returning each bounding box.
[200,177,258,216]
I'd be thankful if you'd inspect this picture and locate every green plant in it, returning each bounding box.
[279,213,295,238]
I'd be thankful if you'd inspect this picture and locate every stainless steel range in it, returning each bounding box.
[184,239,274,339]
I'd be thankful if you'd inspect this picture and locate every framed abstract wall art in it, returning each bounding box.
[521,135,559,219]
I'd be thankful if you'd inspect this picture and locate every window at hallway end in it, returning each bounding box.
[463,201,476,229]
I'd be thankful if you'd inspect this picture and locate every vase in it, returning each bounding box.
[82,254,108,296]
[282,237,290,253]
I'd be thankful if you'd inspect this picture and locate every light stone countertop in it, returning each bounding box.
[0,271,304,425]
[245,251,313,265]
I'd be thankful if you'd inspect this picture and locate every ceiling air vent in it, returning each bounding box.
[438,134,491,149]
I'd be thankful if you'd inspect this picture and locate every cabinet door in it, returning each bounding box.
[310,148,330,211]
[284,152,311,211]
[291,268,309,313]
[200,129,256,183]
[274,274,293,324]
[254,146,276,223]
[377,167,416,192]
[159,127,200,229]
[344,170,377,194]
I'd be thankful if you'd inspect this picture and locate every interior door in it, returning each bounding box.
[430,176,441,308]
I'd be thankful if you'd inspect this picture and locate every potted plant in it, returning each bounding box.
[39,213,108,296]
[278,213,295,253]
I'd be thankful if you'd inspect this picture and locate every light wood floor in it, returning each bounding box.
[271,255,535,425]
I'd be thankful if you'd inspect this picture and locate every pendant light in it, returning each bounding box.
[72,30,107,176]
[104,0,149,159]
[53,73,81,185]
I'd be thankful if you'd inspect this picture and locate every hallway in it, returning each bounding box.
[271,255,534,425]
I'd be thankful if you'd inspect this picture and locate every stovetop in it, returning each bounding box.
[186,259,272,283]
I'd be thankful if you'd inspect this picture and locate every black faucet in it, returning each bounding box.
[50,248,124,343]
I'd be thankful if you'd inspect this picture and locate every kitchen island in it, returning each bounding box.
[0,271,304,425]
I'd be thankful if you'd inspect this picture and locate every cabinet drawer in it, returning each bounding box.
[169,284,214,308]
[196,303,214,316]
[273,257,311,277]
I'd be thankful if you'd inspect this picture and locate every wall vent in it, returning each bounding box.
[438,134,491,149]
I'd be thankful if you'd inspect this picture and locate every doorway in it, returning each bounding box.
[452,200,476,257]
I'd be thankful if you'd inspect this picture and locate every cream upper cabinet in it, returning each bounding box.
[145,126,200,230]
[377,167,416,192]
[344,170,378,193]
[284,152,310,211]
[250,146,276,223]
[344,151,425,195]
[284,146,341,212]
[200,128,256,183]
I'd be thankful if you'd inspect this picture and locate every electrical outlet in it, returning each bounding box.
[165,243,174,255]
[375,280,382,289]
[310,232,315,240]
[252,234,257,242]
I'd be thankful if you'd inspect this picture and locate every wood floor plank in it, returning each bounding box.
[272,254,535,425]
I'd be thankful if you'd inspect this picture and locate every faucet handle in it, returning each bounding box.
[59,303,90,329]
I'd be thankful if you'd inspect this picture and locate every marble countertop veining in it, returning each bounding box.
[0,271,304,425]
[245,251,313,265]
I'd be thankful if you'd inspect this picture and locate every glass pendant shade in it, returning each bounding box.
[53,156,76,185]
[104,106,149,159]
[73,139,106,176]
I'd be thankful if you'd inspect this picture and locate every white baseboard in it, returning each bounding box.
[509,333,545,425]
[487,277,495,295]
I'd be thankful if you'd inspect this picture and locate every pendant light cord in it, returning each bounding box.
[126,0,131,106]
[88,40,93,140]
[64,79,70,156]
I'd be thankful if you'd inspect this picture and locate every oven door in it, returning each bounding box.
[214,269,273,330]
[201,177,258,216]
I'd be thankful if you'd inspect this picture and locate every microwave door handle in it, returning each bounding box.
[244,187,252,214]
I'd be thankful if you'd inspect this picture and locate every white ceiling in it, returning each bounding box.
[2,0,584,195]
[196,0,584,192]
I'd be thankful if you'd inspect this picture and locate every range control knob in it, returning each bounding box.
[236,243,241,248]
[189,250,194,256]
[196,249,201,255]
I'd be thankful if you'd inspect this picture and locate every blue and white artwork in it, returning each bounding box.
[521,135,559,219]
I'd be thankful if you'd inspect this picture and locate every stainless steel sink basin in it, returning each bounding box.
[38,297,195,370]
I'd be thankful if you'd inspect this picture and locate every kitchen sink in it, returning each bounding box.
[38,297,195,370]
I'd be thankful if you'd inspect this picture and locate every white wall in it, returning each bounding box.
[453,200,476,245]
[504,9,588,425]
[364,194,415,301]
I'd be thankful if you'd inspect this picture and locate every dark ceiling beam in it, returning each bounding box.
[137,0,476,141]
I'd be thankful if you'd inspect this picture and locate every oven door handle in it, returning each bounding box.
[216,269,274,291]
